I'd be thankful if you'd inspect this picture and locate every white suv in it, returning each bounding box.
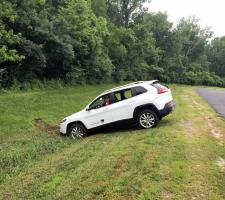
[60,80,175,138]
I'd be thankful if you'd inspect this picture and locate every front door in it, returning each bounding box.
[85,94,114,129]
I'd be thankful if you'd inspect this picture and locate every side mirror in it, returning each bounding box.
[86,106,91,111]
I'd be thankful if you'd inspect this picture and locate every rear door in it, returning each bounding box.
[109,88,136,122]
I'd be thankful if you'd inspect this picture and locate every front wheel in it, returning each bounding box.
[68,123,87,139]
[137,110,159,129]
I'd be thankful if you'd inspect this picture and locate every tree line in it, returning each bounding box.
[1,0,225,89]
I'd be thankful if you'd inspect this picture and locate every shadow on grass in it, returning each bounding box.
[87,118,173,137]
[33,117,173,139]
[88,123,139,136]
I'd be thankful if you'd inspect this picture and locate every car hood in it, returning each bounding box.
[66,109,86,122]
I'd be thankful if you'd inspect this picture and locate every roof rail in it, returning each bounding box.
[103,81,144,93]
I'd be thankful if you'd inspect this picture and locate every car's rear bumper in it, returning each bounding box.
[159,100,176,118]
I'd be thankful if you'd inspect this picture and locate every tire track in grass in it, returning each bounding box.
[136,88,224,199]
[216,157,225,171]
[168,92,210,199]
[179,90,224,199]
[193,90,225,142]
[194,90,225,193]
[0,135,112,199]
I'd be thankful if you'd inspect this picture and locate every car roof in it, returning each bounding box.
[101,80,158,95]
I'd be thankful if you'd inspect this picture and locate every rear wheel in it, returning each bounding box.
[137,109,159,129]
[68,123,87,139]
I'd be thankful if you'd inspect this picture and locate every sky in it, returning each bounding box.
[145,0,225,37]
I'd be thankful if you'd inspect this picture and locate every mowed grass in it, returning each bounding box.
[0,84,225,199]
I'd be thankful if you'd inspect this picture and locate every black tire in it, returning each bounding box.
[137,109,159,129]
[68,123,87,139]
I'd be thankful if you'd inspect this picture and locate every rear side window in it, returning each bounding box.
[132,86,147,96]
[113,88,133,103]
[114,92,122,102]
[124,89,132,99]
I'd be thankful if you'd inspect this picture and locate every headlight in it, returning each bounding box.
[61,118,67,123]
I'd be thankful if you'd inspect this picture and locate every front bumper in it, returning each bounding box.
[59,122,67,134]
[159,100,176,118]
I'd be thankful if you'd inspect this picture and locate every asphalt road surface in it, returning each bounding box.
[196,88,225,118]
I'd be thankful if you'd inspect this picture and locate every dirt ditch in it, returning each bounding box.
[33,118,59,134]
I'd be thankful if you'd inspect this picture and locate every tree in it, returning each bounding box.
[134,12,174,81]
[164,17,213,83]
[0,0,25,87]
[207,37,225,77]
[0,0,225,88]
[175,17,212,63]
[0,1,24,64]
[54,0,113,83]
[107,21,161,82]
[0,0,48,85]
[91,0,107,17]
[107,0,150,27]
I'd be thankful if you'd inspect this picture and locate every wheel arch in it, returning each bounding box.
[66,121,87,134]
[133,104,160,119]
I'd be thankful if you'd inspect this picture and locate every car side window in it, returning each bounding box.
[112,88,133,103]
[89,97,104,109]
[124,89,132,99]
[90,86,146,109]
[89,94,112,109]
[114,92,122,102]
[132,86,147,96]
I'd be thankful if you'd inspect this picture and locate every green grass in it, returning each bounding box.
[0,84,225,199]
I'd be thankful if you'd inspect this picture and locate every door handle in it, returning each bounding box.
[101,119,104,123]
[129,100,136,103]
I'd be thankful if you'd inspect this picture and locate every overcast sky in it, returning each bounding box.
[145,0,225,37]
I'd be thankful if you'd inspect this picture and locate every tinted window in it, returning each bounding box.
[132,86,147,96]
[113,88,133,103]
[89,97,104,109]
[90,94,111,109]
[124,89,132,99]
[114,92,122,102]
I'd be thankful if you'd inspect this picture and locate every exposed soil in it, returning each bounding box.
[33,118,58,134]
[216,157,225,171]
[192,99,224,142]
[183,120,196,137]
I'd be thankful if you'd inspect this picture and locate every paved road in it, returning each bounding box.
[196,88,225,118]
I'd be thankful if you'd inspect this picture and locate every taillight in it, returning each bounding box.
[158,87,168,94]
[151,82,169,94]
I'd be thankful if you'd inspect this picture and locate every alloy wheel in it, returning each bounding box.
[71,126,84,139]
[139,112,155,128]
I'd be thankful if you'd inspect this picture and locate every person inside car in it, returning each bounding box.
[103,95,111,106]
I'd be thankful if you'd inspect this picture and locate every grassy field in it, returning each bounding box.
[0,84,225,200]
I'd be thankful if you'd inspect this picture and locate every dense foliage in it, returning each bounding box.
[0,0,225,88]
